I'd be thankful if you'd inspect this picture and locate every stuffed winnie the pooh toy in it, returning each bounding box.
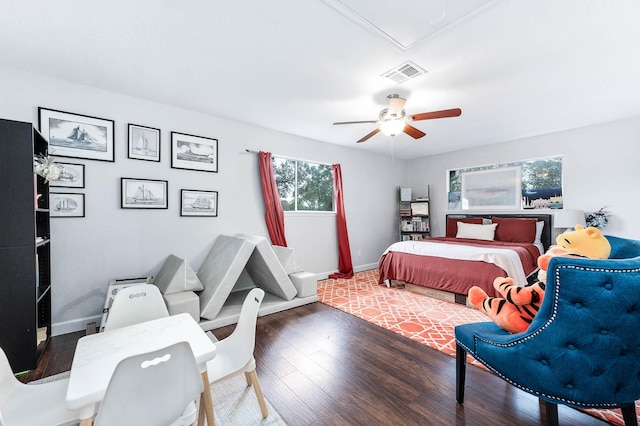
[467,225,611,333]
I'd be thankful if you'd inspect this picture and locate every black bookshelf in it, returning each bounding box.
[0,118,51,373]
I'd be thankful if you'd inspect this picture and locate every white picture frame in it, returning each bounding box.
[400,187,412,201]
[411,202,429,215]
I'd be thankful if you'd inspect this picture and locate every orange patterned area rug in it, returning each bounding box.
[317,269,636,426]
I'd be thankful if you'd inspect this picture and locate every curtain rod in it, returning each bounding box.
[244,149,333,167]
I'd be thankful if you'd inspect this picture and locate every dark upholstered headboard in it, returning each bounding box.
[445,213,553,252]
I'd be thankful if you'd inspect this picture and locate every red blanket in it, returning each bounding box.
[378,238,540,298]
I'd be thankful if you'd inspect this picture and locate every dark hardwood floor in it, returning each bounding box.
[21,302,608,425]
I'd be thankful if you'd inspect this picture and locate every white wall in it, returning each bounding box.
[0,66,408,334]
[408,117,640,240]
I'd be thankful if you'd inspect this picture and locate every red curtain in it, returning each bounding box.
[258,151,287,247]
[328,164,354,279]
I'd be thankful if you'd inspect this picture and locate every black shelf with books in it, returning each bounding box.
[398,186,430,241]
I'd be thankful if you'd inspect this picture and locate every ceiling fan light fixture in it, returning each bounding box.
[380,118,406,137]
[332,93,461,143]
[387,94,407,115]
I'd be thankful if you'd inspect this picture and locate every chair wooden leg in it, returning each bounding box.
[621,403,638,426]
[244,371,251,386]
[539,399,559,426]
[248,369,269,418]
[197,398,206,426]
[456,344,466,404]
[199,371,215,426]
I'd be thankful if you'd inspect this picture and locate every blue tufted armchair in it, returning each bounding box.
[455,235,640,425]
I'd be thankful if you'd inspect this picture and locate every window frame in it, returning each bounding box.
[446,155,563,211]
[272,155,335,214]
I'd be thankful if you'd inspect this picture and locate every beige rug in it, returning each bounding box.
[33,371,287,425]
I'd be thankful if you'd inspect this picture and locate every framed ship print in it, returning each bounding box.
[180,189,218,217]
[50,193,85,218]
[121,178,168,209]
[50,162,85,188]
[38,107,115,162]
[128,123,160,162]
[170,132,218,172]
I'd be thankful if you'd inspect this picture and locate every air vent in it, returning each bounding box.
[382,61,427,84]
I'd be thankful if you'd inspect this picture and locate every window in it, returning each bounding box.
[273,157,333,212]
[447,155,563,210]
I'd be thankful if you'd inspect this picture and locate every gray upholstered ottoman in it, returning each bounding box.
[289,271,317,298]
[163,291,200,322]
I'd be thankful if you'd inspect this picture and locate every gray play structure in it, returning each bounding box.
[153,234,318,330]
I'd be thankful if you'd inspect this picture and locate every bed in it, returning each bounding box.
[378,213,553,303]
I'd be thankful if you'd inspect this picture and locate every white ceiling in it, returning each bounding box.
[2,0,639,160]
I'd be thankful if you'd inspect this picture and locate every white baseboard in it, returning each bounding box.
[314,262,377,280]
[53,262,378,336]
[53,314,102,336]
[355,262,378,272]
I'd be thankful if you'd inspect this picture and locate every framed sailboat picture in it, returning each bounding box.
[128,124,160,162]
[38,107,115,162]
[50,162,85,188]
[180,189,218,217]
[121,178,168,209]
[50,193,85,218]
[170,131,218,172]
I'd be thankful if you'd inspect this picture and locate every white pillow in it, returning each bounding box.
[534,221,544,245]
[456,222,497,241]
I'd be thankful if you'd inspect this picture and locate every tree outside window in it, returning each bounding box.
[273,157,333,212]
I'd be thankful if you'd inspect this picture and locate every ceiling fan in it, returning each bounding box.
[333,94,462,143]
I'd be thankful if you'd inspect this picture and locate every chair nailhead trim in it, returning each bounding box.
[458,264,640,409]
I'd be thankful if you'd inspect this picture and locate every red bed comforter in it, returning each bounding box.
[378,237,540,298]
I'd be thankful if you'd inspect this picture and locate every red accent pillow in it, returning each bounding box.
[446,217,483,238]
[492,217,537,243]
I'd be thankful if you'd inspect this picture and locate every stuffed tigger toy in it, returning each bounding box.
[467,225,611,333]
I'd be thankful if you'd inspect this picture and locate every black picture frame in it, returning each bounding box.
[50,193,85,218]
[180,189,218,217]
[50,162,85,189]
[170,132,218,172]
[38,107,115,162]
[121,178,168,209]
[128,123,161,162]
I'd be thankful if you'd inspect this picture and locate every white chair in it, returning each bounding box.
[0,347,80,426]
[101,284,200,425]
[199,288,269,424]
[93,341,204,426]
[103,284,169,331]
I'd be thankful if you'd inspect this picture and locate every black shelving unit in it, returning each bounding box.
[399,188,430,241]
[0,118,51,373]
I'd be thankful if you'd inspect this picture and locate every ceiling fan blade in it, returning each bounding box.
[333,120,378,125]
[403,124,426,139]
[357,128,381,143]
[411,108,462,121]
